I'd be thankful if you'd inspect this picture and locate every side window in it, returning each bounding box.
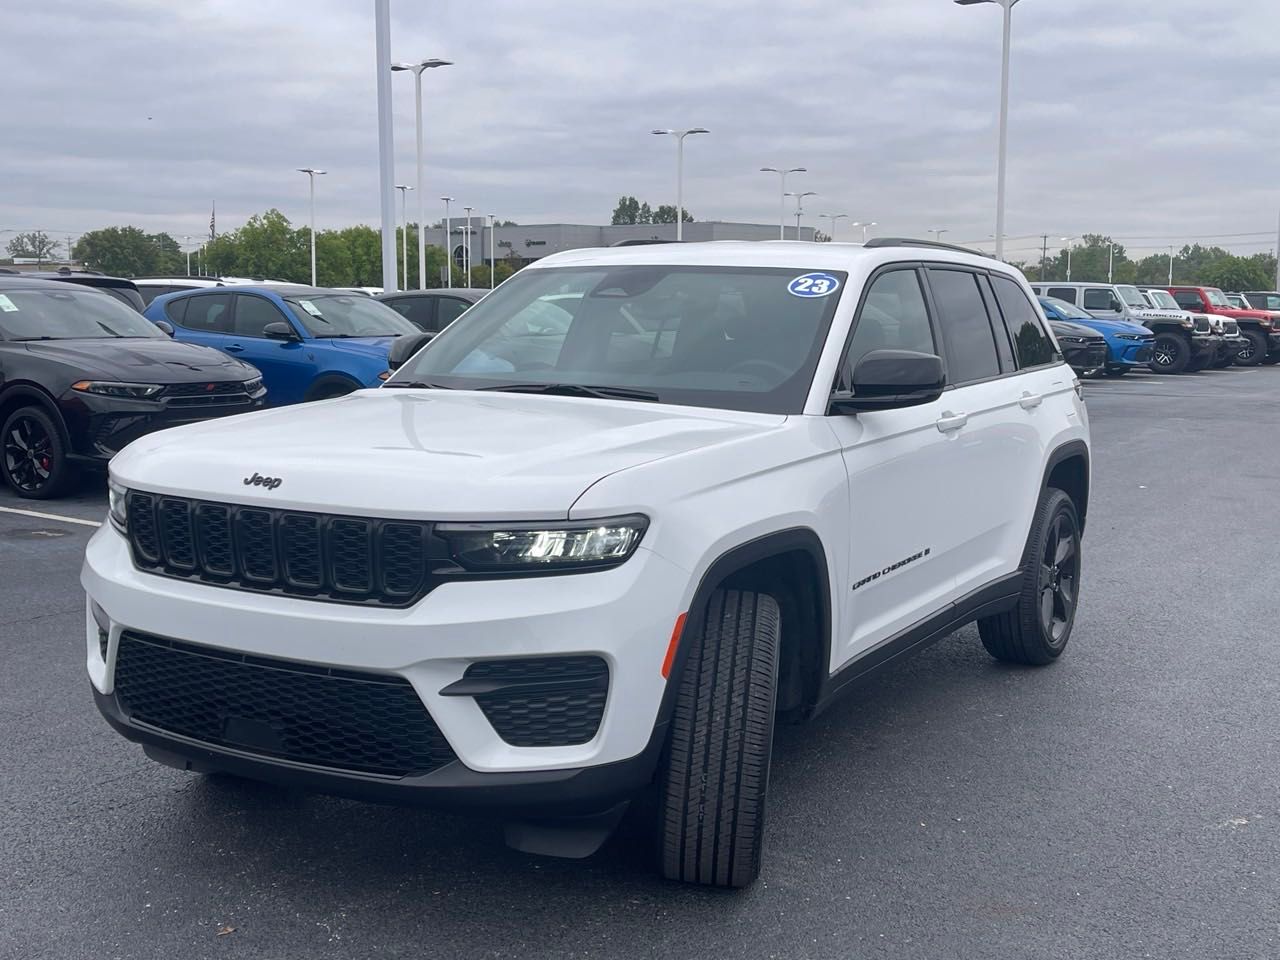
[842,269,935,382]
[1172,291,1201,310]
[1082,288,1119,312]
[234,295,289,337]
[385,296,436,332]
[436,297,473,329]
[182,294,233,333]
[927,268,1001,384]
[164,296,188,325]
[1047,287,1077,303]
[991,275,1058,368]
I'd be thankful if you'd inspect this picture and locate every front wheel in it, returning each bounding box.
[978,488,1081,666]
[1236,330,1267,367]
[1149,333,1189,373]
[1,406,77,499]
[659,589,780,888]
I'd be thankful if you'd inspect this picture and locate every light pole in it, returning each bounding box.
[1060,236,1077,281]
[463,205,474,286]
[1168,245,1175,285]
[374,0,396,291]
[761,167,807,240]
[853,221,878,243]
[441,196,454,285]
[819,214,849,240]
[988,233,1009,259]
[487,214,496,288]
[1107,240,1115,283]
[930,228,950,242]
[956,0,1021,262]
[391,58,452,290]
[395,184,413,289]
[651,128,709,241]
[183,235,191,274]
[297,167,326,286]
[785,191,817,237]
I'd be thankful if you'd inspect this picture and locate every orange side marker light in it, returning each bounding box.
[661,612,687,679]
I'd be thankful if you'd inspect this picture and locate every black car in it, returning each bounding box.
[0,277,266,499]
[376,288,485,334]
[7,267,147,312]
[1049,320,1109,376]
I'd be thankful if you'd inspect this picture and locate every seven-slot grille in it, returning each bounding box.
[159,381,255,408]
[126,492,430,606]
[113,631,456,777]
[1193,316,1211,333]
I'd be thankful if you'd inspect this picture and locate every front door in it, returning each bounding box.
[228,294,314,405]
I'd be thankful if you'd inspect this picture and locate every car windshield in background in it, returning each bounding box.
[284,295,419,338]
[1115,285,1148,308]
[1205,289,1230,307]
[389,264,847,414]
[0,287,165,340]
[1041,296,1094,321]
[1146,289,1181,310]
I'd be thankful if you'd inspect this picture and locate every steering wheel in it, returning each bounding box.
[728,359,790,380]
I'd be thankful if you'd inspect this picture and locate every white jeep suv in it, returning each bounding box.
[84,239,1090,888]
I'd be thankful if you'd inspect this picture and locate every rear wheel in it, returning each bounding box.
[658,589,780,888]
[978,488,1081,666]
[1149,333,1189,373]
[0,406,77,500]
[1236,330,1267,367]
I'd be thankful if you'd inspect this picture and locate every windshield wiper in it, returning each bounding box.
[382,380,453,389]
[315,333,355,338]
[477,383,660,402]
[11,336,58,341]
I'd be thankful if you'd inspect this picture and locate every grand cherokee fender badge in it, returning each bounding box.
[243,472,283,490]
[851,548,931,592]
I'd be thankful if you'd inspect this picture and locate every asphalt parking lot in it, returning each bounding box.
[3,369,1278,960]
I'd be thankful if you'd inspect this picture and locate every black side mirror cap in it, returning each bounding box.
[387,331,435,370]
[154,320,175,337]
[829,349,945,413]
[263,321,298,340]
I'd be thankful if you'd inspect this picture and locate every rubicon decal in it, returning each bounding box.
[243,472,283,490]
[851,548,932,591]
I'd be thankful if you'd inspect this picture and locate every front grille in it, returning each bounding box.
[1135,346,1153,362]
[1086,344,1108,367]
[1194,317,1211,333]
[160,382,253,408]
[113,631,456,777]
[1223,320,1239,336]
[465,656,609,747]
[126,492,431,606]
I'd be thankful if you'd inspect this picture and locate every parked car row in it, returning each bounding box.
[1029,281,1280,374]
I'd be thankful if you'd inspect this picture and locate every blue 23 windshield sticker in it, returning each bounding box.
[787,273,840,298]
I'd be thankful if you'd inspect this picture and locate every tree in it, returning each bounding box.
[1202,255,1272,293]
[611,196,641,225]
[1043,235,1130,284]
[814,230,832,244]
[637,202,653,225]
[611,197,693,225]
[73,226,183,276]
[652,204,693,224]
[7,230,58,262]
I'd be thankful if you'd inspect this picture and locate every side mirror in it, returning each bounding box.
[154,320,175,337]
[829,350,945,413]
[263,321,298,341]
[387,331,434,370]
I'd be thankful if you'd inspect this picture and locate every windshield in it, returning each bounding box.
[389,264,848,414]
[284,294,418,338]
[0,287,165,340]
[1115,285,1147,308]
[1145,289,1179,309]
[1040,297,1093,321]
[1205,288,1230,307]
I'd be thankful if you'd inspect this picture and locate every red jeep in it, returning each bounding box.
[1166,286,1280,366]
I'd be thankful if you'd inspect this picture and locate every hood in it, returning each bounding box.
[314,335,397,360]
[22,337,257,382]
[1050,321,1105,340]
[1066,316,1151,336]
[110,388,784,519]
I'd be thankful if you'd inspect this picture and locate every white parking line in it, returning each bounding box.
[0,505,101,528]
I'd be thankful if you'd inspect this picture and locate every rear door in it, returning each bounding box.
[229,294,314,405]
[170,293,234,352]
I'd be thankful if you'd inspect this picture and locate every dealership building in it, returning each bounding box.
[443,219,818,270]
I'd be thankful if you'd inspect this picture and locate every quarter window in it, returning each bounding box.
[927,269,1001,384]
[841,269,936,383]
[1047,287,1077,303]
[164,296,188,325]
[991,275,1058,368]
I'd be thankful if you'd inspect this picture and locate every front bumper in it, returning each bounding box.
[1190,334,1219,359]
[1220,334,1248,360]
[82,522,690,810]
[1106,338,1155,367]
[1268,331,1280,352]
[1061,340,1109,373]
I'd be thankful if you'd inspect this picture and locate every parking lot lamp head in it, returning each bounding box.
[652,128,709,241]
[392,59,452,289]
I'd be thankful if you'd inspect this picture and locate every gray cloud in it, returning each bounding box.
[4,0,1280,264]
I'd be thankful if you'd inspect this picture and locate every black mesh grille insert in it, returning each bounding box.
[113,632,456,777]
[125,492,431,607]
[466,656,609,747]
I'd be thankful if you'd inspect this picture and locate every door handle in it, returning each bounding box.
[935,411,968,433]
[225,344,244,353]
[1018,391,1043,410]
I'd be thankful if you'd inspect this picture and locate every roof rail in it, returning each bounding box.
[610,238,680,247]
[864,237,985,257]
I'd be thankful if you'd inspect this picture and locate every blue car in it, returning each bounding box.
[144,285,419,404]
[1038,296,1155,377]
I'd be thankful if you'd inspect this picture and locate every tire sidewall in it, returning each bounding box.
[1032,491,1081,657]
[0,405,73,499]
[1150,333,1188,373]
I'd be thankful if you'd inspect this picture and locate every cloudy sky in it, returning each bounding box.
[5,0,1280,263]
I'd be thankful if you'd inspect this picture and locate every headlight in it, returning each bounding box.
[436,516,648,572]
[243,377,265,396]
[108,480,129,532]
[72,380,164,399]
[1181,318,1194,328]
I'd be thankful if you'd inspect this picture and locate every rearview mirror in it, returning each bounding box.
[263,321,297,341]
[154,320,175,337]
[829,349,945,413]
[387,331,435,370]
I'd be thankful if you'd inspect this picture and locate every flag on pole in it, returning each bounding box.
[209,202,216,241]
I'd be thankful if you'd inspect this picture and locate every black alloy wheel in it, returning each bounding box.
[1149,333,1189,373]
[1,407,75,499]
[1037,512,1079,646]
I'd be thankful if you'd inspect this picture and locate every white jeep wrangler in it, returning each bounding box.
[84,239,1090,888]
